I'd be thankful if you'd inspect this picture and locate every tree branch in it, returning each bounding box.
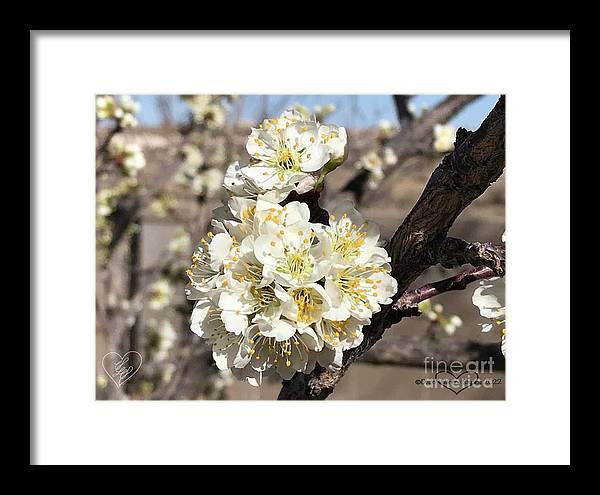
[394,266,498,315]
[392,95,414,127]
[436,237,505,275]
[360,335,505,370]
[277,95,505,400]
[341,95,481,203]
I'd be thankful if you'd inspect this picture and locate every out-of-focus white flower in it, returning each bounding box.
[109,140,146,177]
[96,95,140,127]
[314,103,336,122]
[444,315,463,336]
[119,95,141,115]
[147,318,177,361]
[292,103,336,122]
[408,101,418,117]
[354,147,396,190]
[183,95,228,129]
[191,168,224,196]
[96,178,138,218]
[292,104,311,120]
[209,141,228,167]
[378,119,398,139]
[181,143,205,169]
[168,228,191,257]
[149,194,178,218]
[382,146,398,166]
[96,96,119,120]
[96,375,108,389]
[355,150,384,189]
[433,124,457,153]
[161,363,176,383]
[183,94,211,115]
[119,112,138,128]
[418,299,463,335]
[148,278,174,310]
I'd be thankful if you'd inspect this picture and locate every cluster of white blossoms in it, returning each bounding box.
[418,299,463,336]
[108,139,146,177]
[186,109,397,385]
[176,143,224,196]
[355,147,398,190]
[96,95,141,128]
[182,95,229,129]
[377,119,399,140]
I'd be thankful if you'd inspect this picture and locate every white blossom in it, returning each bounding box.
[472,277,506,334]
[191,168,224,196]
[147,318,177,361]
[96,95,140,128]
[417,299,463,336]
[96,95,119,120]
[148,278,174,310]
[183,95,228,129]
[433,124,456,153]
[378,119,398,139]
[109,140,146,177]
[149,194,178,218]
[168,228,191,257]
[245,119,330,191]
[355,148,396,190]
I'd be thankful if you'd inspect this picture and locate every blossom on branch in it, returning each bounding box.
[433,123,457,153]
[108,140,146,177]
[96,95,141,128]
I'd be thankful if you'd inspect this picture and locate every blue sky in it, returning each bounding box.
[132,94,499,130]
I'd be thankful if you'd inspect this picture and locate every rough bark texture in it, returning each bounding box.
[277,96,505,400]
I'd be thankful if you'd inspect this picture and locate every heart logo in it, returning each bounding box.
[102,351,143,388]
[434,370,479,395]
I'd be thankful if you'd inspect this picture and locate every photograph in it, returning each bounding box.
[95,94,506,400]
